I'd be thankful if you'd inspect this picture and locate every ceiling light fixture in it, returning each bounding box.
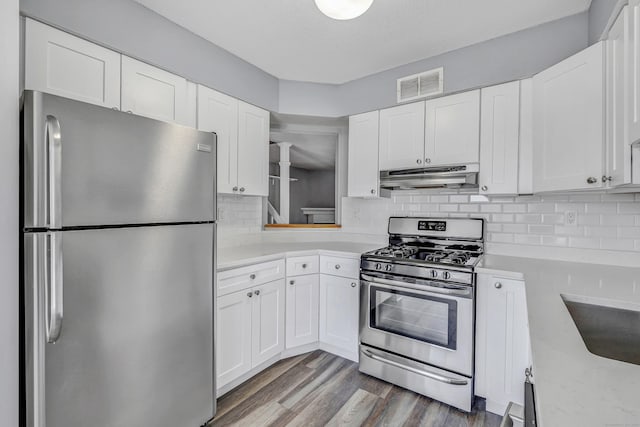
[314,0,374,20]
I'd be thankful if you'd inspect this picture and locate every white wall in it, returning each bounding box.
[0,0,20,425]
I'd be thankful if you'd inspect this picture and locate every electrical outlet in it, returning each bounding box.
[565,210,577,226]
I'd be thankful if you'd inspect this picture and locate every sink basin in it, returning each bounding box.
[562,295,640,366]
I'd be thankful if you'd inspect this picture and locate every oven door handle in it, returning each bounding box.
[361,349,469,386]
[361,273,473,298]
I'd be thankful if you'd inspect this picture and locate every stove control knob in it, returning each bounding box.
[442,271,451,280]
[430,270,438,278]
[375,263,382,270]
[385,265,393,271]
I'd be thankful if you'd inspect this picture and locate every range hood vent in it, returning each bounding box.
[379,164,479,191]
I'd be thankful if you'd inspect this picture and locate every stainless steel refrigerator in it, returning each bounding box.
[22,90,217,427]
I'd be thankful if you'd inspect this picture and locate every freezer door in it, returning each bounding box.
[23,90,216,228]
[24,224,214,427]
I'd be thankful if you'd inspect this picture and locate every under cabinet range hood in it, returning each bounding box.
[379,164,479,191]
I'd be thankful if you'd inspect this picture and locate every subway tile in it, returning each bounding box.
[420,204,440,212]
[569,194,602,202]
[503,204,527,213]
[515,214,542,224]
[486,223,502,233]
[440,204,459,212]
[618,203,640,214]
[569,237,600,249]
[601,214,636,226]
[600,238,636,251]
[541,214,565,225]
[492,214,515,223]
[554,225,585,236]
[555,203,586,213]
[577,214,600,226]
[459,204,480,213]
[586,203,617,214]
[602,193,636,202]
[502,223,528,233]
[450,195,469,203]
[411,195,430,203]
[540,195,569,202]
[488,196,515,203]
[470,195,490,203]
[636,240,640,251]
[542,236,568,246]
[514,234,542,245]
[528,224,555,235]
[617,226,640,239]
[490,233,515,243]
[430,195,449,203]
[585,226,617,238]
[527,203,555,213]
[515,195,542,202]
[449,213,471,218]
[480,204,502,213]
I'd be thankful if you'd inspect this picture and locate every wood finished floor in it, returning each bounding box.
[211,350,502,427]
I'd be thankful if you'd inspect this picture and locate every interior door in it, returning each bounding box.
[26,224,214,427]
[24,91,215,228]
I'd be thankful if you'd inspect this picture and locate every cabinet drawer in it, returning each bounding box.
[218,259,285,296]
[319,256,360,279]
[286,255,319,276]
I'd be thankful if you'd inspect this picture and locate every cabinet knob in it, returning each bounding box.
[247,292,253,298]
[425,158,431,164]
[254,290,260,296]
[289,280,295,285]
[416,159,423,165]
[239,187,245,192]
[335,264,341,270]
[481,185,488,192]
[371,189,376,194]
[586,177,598,184]
[351,282,357,288]
[126,110,133,114]
[494,282,502,289]
[232,186,238,192]
[602,175,613,182]
[302,263,307,269]
[250,274,256,280]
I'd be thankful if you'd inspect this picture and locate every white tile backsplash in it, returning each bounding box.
[217,194,263,244]
[341,191,640,253]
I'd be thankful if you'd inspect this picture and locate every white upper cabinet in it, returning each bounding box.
[606,7,632,186]
[121,56,195,127]
[425,90,480,166]
[629,0,640,144]
[25,18,121,109]
[479,82,520,195]
[237,101,269,197]
[518,79,534,195]
[379,101,426,170]
[348,111,380,197]
[532,42,605,192]
[197,85,239,194]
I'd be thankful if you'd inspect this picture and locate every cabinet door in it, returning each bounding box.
[216,291,252,389]
[484,277,531,415]
[533,43,605,192]
[629,0,640,144]
[348,111,380,197]
[379,102,425,170]
[24,18,121,108]
[319,275,359,359]
[197,85,239,194]
[479,82,520,195]
[251,279,285,367]
[425,90,480,166]
[238,101,269,196]
[121,56,192,126]
[607,7,633,186]
[285,274,320,348]
[518,79,534,195]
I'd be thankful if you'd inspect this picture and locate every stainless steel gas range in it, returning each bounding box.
[358,217,484,412]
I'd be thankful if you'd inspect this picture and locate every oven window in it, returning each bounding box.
[369,285,457,350]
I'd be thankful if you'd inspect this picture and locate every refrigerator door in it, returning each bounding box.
[24,224,215,427]
[23,90,216,229]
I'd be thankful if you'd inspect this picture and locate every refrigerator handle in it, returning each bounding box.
[46,115,62,229]
[46,232,63,343]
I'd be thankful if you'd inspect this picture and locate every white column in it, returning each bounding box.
[278,142,292,224]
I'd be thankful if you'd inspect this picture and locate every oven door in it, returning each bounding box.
[359,273,474,376]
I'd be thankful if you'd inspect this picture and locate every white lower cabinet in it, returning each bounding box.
[475,274,531,415]
[216,279,285,389]
[319,274,359,361]
[285,274,320,348]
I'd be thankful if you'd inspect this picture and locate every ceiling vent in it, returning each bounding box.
[397,67,444,103]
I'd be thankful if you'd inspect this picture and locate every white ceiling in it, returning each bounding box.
[134,0,591,84]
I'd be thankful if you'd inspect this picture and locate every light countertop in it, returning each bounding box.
[477,255,640,427]
[217,241,381,270]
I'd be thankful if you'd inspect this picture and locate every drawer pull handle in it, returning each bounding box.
[254,290,260,296]
[250,274,256,280]
[335,264,341,270]
[247,292,253,298]
[289,280,295,285]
